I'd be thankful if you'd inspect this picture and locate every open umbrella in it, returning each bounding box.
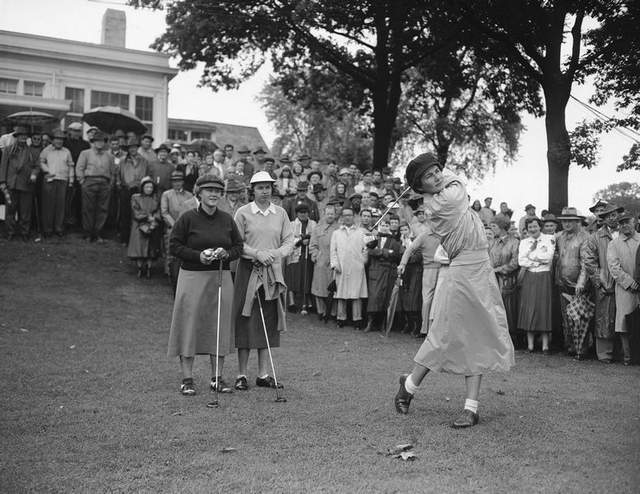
[188,138,218,154]
[384,275,403,336]
[6,111,58,126]
[82,106,147,134]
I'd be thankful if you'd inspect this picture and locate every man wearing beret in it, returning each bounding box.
[0,126,40,240]
[76,131,117,243]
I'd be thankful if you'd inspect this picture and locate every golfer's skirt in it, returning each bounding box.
[518,270,552,333]
[167,268,234,358]
[232,259,280,349]
[414,251,515,375]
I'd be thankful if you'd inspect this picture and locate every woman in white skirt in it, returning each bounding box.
[395,153,515,428]
[167,174,243,396]
[518,217,555,354]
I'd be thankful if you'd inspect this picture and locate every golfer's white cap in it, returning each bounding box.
[249,171,276,184]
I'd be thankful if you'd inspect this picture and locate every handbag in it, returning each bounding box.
[138,223,152,236]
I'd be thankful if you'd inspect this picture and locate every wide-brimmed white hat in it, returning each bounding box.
[249,171,276,184]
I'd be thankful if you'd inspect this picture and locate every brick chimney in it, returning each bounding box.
[101,9,126,48]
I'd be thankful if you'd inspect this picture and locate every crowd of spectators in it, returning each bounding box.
[1,122,638,365]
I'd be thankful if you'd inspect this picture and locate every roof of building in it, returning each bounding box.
[168,118,269,153]
[0,30,178,79]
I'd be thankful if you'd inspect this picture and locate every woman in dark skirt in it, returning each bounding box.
[231,171,294,391]
[167,174,243,396]
[285,203,316,311]
[127,176,162,278]
[517,217,555,354]
[397,222,423,335]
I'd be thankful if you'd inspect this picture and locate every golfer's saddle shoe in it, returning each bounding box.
[394,375,413,414]
[256,376,284,389]
[451,409,479,428]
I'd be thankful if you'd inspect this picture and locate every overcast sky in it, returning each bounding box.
[2,0,639,217]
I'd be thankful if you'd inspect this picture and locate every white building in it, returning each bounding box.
[0,9,177,141]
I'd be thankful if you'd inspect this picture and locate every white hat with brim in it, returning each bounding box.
[249,171,276,184]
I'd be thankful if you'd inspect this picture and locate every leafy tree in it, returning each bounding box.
[586,1,640,171]
[459,0,637,214]
[594,182,640,217]
[258,78,372,165]
[393,49,534,180]
[617,144,640,172]
[130,0,462,170]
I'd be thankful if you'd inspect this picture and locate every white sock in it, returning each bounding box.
[464,399,479,414]
[258,374,269,379]
[237,374,247,379]
[404,375,419,395]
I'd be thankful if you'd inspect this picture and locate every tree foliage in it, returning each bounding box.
[393,48,531,180]
[130,0,464,169]
[587,1,640,119]
[594,182,640,217]
[258,78,372,165]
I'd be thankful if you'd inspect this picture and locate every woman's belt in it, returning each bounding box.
[450,249,490,267]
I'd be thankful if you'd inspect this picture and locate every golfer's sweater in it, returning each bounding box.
[170,206,243,271]
[233,201,294,261]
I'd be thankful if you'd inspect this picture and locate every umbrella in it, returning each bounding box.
[564,293,595,356]
[324,277,337,323]
[188,138,218,154]
[385,275,403,336]
[6,111,58,126]
[82,106,147,134]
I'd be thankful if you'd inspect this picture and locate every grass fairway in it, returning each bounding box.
[1,235,639,493]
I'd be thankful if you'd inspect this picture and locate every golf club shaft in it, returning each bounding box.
[214,261,223,403]
[301,245,308,311]
[255,270,282,398]
[371,186,412,232]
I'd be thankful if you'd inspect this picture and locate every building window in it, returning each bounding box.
[135,96,153,122]
[90,90,129,110]
[65,87,85,114]
[0,78,18,94]
[24,81,45,97]
[168,128,188,142]
[191,131,211,140]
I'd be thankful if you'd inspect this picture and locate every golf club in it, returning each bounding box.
[300,245,308,315]
[371,186,412,232]
[206,260,224,408]
[255,266,287,403]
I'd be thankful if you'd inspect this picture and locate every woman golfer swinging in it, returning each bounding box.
[231,171,294,391]
[394,153,515,428]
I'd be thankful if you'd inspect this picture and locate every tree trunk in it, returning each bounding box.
[372,88,394,171]
[371,73,402,171]
[543,85,571,215]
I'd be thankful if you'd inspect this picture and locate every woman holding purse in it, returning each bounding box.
[127,176,162,278]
